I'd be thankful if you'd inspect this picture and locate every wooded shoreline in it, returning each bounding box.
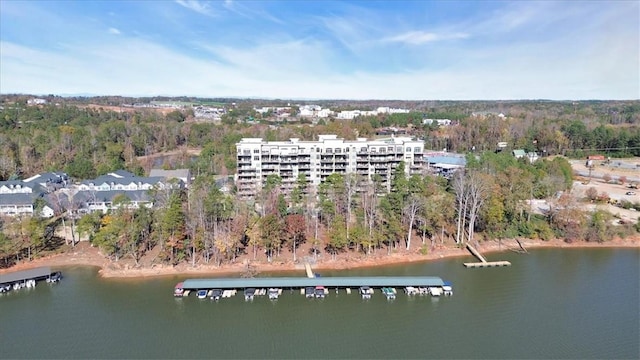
[1,237,637,280]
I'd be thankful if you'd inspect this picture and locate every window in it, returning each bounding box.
[326,148,333,154]
[243,150,250,155]
[253,156,259,160]
[406,147,412,152]
[335,148,342,153]
[414,147,421,153]
[253,149,259,153]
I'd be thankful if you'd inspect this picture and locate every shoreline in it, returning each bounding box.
[1,238,638,280]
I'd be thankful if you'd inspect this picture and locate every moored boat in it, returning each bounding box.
[268,288,281,300]
[382,287,396,300]
[47,271,62,283]
[244,288,256,301]
[174,282,185,297]
[359,286,372,299]
[442,282,453,296]
[196,289,207,299]
[210,289,223,301]
[314,286,326,298]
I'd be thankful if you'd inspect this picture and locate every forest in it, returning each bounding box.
[0,96,639,268]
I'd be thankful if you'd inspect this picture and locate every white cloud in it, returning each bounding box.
[383,31,468,45]
[175,0,215,17]
[0,2,637,100]
[108,27,121,35]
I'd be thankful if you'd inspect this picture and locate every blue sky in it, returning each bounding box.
[1,0,638,100]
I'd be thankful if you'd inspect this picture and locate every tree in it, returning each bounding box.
[260,213,283,261]
[284,214,306,262]
[585,187,599,201]
[403,194,422,250]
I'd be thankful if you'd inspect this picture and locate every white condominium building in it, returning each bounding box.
[235,135,425,198]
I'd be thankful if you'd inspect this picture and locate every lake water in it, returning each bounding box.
[1,248,638,359]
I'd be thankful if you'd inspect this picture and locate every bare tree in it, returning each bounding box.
[466,172,491,245]
[404,194,422,250]
[453,171,469,244]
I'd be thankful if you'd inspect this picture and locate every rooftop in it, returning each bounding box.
[180,276,445,290]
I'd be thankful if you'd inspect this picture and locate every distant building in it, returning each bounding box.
[424,152,466,177]
[513,149,539,163]
[149,169,192,188]
[27,98,47,105]
[235,135,425,199]
[423,119,452,126]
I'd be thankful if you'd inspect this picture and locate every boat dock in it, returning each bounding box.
[1,267,52,285]
[0,266,62,293]
[464,244,511,268]
[180,276,446,291]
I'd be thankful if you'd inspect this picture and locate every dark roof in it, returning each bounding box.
[0,267,51,284]
[0,193,38,205]
[82,175,166,187]
[76,190,152,203]
[181,276,445,290]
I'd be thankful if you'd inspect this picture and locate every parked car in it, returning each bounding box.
[625,191,636,195]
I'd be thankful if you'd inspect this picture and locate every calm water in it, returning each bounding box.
[1,249,638,359]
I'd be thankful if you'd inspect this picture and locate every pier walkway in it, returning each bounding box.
[304,263,314,278]
[464,244,511,268]
[181,276,445,290]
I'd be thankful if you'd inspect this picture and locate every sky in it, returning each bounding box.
[0,0,638,100]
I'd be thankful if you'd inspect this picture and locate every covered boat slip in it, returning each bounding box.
[181,276,445,290]
[0,267,51,285]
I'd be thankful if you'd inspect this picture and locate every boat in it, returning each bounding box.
[196,289,208,299]
[48,271,62,283]
[405,286,418,296]
[359,286,372,299]
[442,282,453,296]
[382,287,396,300]
[222,289,236,298]
[304,286,315,298]
[428,287,443,297]
[174,282,185,297]
[268,288,281,300]
[314,286,326,299]
[210,289,223,301]
[244,288,256,301]
[13,282,20,291]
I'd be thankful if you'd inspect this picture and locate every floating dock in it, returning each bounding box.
[464,244,511,268]
[464,261,511,268]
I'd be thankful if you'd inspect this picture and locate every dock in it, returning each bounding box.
[0,266,61,294]
[463,261,511,268]
[0,267,52,285]
[180,276,446,291]
[464,244,511,268]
